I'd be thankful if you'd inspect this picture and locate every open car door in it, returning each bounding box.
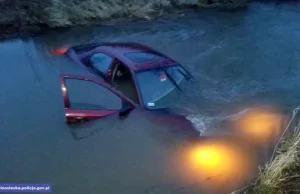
[60,74,135,124]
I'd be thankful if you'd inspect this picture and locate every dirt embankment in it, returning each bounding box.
[0,0,248,37]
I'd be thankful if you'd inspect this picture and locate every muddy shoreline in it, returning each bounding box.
[0,2,248,41]
[1,0,293,41]
[1,0,296,40]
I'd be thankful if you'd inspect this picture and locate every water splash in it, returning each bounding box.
[186,115,217,133]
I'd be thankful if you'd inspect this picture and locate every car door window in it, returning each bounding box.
[65,78,122,110]
[89,53,113,75]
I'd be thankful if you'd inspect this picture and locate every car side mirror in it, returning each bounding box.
[119,104,134,118]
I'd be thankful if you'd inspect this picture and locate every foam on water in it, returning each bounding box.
[186,108,268,134]
[186,114,217,134]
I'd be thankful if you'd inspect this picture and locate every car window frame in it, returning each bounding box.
[107,58,144,105]
[72,48,145,107]
[61,74,136,109]
[88,52,114,78]
[60,74,136,124]
[76,49,116,81]
[65,78,125,111]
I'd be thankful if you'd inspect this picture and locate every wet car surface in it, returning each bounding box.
[61,42,194,110]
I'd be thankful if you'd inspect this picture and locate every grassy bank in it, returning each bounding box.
[233,118,300,194]
[0,0,248,36]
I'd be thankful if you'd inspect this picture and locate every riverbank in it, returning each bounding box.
[0,0,248,39]
[232,114,300,194]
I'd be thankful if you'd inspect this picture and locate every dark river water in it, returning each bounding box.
[1,2,300,194]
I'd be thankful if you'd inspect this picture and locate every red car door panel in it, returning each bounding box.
[60,74,135,124]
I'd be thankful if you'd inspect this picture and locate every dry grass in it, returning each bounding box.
[233,125,300,194]
[253,129,300,194]
[0,0,249,30]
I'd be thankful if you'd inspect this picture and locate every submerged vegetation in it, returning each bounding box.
[0,0,248,35]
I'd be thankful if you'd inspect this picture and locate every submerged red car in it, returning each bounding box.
[56,42,194,124]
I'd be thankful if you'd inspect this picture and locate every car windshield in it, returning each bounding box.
[136,65,191,110]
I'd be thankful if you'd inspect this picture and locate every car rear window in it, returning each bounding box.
[124,51,167,63]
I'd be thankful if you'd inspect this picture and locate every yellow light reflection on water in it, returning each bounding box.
[188,142,241,178]
[237,110,282,141]
[176,138,258,193]
[172,108,283,193]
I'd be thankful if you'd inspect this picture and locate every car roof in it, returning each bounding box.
[69,42,177,72]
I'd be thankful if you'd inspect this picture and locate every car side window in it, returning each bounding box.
[65,78,122,110]
[89,53,113,75]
